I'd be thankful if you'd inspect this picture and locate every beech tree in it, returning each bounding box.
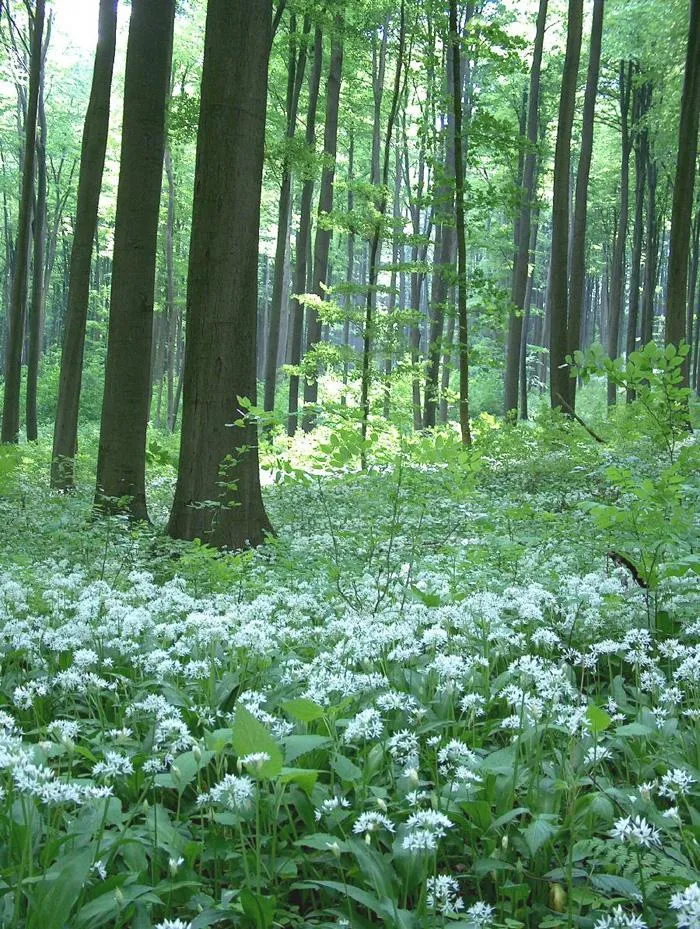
[168,0,273,549]
[51,0,118,489]
[95,0,174,516]
[1,0,44,443]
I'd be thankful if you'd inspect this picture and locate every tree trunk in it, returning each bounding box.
[287,27,322,436]
[640,154,658,346]
[606,61,633,406]
[341,128,355,402]
[168,0,273,549]
[360,4,405,464]
[95,0,174,516]
[519,207,540,419]
[626,79,651,402]
[566,0,603,410]
[164,140,179,433]
[449,0,471,445]
[302,29,343,432]
[665,0,700,388]
[51,0,117,486]
[504,0,547,418]
[26,65,47,441]
[1,0,44,444]
[548,0,582,412]
[263,15,309,415]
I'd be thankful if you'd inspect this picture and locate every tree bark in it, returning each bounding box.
[548,0,582,412]
[95,0,174,516]
[26,60,47,441]
[566,0,603,410]
[665,0,700,388]
[606,61,633,406]
[263,14,309,415]
[301,29,343,432]
[287,27,322,436]
[168,0,273,549]
[1,0,44,444]
[504,0,547,418]
[449,0,471,445]
[51,0,117,485]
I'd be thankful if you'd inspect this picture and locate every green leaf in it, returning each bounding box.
[279,766,319,794]
[27,848,94,929]
[282,698,325,722]
[240,890,276,929]
[522,815,557,857]
[231,704,283,778]
[587,704,612,733]
[333,753,363,782]
[283,734,332,764]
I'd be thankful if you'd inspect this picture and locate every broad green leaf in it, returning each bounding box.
[587,704,612,733]
[231,704,283,778]
[282,698,325,722]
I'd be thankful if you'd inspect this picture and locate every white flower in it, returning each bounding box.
[92,752,134,780]
[198,773,254,811]
[670,882,700,928]
[610,816,661,848]
[154,920,191,929]
[659,769,696,800]
[426,874,464,914]
[466,901,495,927]
[353,811,395,838]
[238,751,271,771]
[343,707,383,743]
[593,905,647,928]
[314,795,350,821]
[91,860,107,880]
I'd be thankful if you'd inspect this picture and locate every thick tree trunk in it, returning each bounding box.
[26,71,47,441]
[302,31,343,432]
[566,0,603,410]
[519,208,540,419]
[51,0,117,486]
[95,0,174,516]
[665,0,700,388]
[607,62,633,407]
[263,15,308,415]
[548,0,583,411]
[2,0,44,444]
[287,28,322,436]
[640,156,658,345]
[164,140,179,433]
[168,0,273,549]
[504,0,547,418]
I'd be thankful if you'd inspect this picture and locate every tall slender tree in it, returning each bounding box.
[665,0,700,389]
[504,0,547,418]
[51,0,118,487]
[548,0,583,412]
[566,0,603,411]
[168,0,273,549]
[1,0,44,443]
[301,28,343,432]
[95,0,174,516]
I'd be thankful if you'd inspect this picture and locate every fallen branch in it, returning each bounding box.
[555,392,606,444]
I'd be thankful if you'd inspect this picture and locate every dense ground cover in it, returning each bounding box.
[0,397,699,929]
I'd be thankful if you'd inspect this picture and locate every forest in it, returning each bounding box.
[0,0,699,926]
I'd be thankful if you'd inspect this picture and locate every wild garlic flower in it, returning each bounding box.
[659,769,696,800]
[91,752,134,780]
[610,815,661,848]
[343,707,383,743]
[426,874,464,914]
[197,773,254,811]
[402,809,453,851]
[466,901,495,927]
[670,883,700,928]
[352,811,395,838]
[314,795,350,822]
[238,751,271,772]
[154,920,192,929]
[593,906,647,928]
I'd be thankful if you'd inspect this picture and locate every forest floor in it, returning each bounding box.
[0,399,699,929]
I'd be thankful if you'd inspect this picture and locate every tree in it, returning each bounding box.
[301,27,343,433]
[566,0,603,411]
[94,0,175,516]
[287,27,323,437]
[168,0,273,549]
[449,0,471,445]
[1,0,44,443]
[51,0,118,488]
[503,0,547,419]
[665,0,700,388]
[548,0,583,413]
